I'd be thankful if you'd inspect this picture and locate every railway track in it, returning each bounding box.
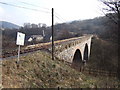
[1,36,87,58]
[2,43,51,58]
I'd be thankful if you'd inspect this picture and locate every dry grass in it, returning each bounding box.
[2,50,119,88]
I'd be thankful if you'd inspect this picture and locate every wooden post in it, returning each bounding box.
[106,83,108,89]
[89,68,91,74]
[95,84,97,89]
[52,8,54,60]
[118,11,120,81]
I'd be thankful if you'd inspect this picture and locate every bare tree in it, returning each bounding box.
[56,30,73,40]
[100,0,120,24]
[100,0,120,80]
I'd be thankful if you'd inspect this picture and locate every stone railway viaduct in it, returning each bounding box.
[50,35,93,67]
[24,34,93,68]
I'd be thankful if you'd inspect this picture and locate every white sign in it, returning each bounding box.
[16,32,25,46]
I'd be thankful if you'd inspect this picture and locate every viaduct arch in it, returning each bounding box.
[72,49,82,68]
[83,43,89,61]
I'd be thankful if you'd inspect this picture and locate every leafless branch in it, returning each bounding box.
[99,0,120,24]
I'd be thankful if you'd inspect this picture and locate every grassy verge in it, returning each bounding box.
[2,50,119,88]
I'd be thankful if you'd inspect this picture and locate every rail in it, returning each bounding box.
[1,35,91,58]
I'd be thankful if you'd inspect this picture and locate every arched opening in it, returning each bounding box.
[72,49,82,69]
[83,43,89,61]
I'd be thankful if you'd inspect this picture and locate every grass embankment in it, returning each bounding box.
[2,50,118,88]
[88,37,118,72]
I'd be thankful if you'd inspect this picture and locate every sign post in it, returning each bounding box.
[17,45,20,63]
[16,32,25,63]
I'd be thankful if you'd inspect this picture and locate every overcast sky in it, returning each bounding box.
[0,0,104,26]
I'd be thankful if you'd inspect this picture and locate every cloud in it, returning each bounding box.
[0,0,103,26]
[0,6,4,20]
[0,6,4,13]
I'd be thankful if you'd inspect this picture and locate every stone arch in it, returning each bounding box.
[72,49,82,69]
[83,43,89,61]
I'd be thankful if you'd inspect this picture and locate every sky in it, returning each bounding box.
[0,0,104,26]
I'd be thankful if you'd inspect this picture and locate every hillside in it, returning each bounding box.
[0,21,20,29]
[2,15,117,42]
[2,50,118,88]
[2,15,118,54]
[53,16,117,43]
[87,37,118,72]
